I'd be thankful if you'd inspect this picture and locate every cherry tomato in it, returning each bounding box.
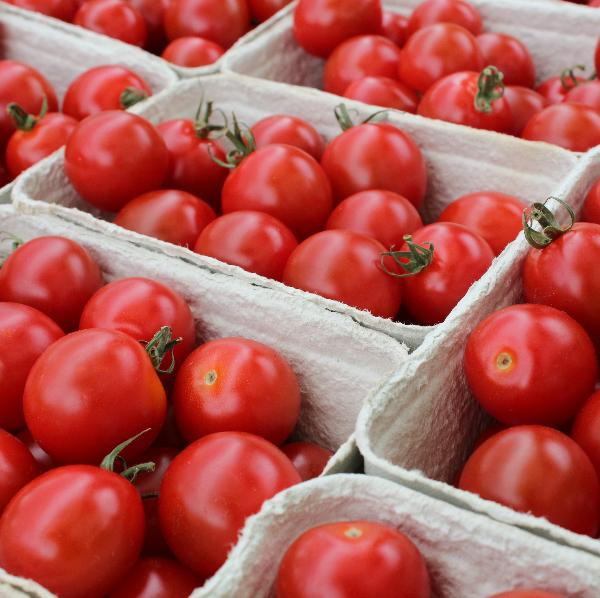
[16,429,54,472]
[24,328,166,464]
[164,0,251,49]
[194,211,298,281]
[582,178,600,224]
[249,0,291,22]
[572,390,600,481]
[503,86,548,136]
[0,236,103,331]
[321,121,427,208]
[161,36,225,67]
[436,191,525,255]
[476,33,535,88]
[459,426,600,536]
[221,144,333,239]
[490,592,566,598]
[464,304,598,426]
[251,114,325,160]
[343,76,418,112]
[0,302,63,430]
[326,189,423,249]
[281,441,333,480]
[0,430,39,514]
[65,111,168,212]
[283,229,403,319]
[4,0,77,20]
[127,0,170,51]
[275,520,431,598]
[564,80,600,110]
[0,465,145,598]
[382,11,408,47]
[536,73,587,105]
[114,189,216,248]
[155,404,187,448]
[293,0,383,58]
[159,431,301,578]
[596,38,600,74]
[63,65,152,121]
[407,0,482,36]
[74,0,148,47]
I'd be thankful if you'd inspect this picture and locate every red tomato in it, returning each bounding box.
[65,111,168,212]
[536,72,587,105]
[407,0,482,35]
[0,236,103,331]
[503,86,548,136]
[114,189,216,248]
[283,230,403,319]
[161,36,225,67]
[249,0,291,22]
[564,80,600,110]
[164,0,251,49]
[596,38,600,74]
[0,430,39,514]
[0,465,145,598]
[476,33,535,88]
[0,302,63,430]
[63,65,152,121]
[459,426,600,536]
[582,178,600,224]
[24,329,166,464]
[281,441,333,480]
[398,24,483,94]
[343,76,418,112]
[275,520,431,598]
[194,211,298,281]
[382,11,408,47]
[326,189,423,249]
[74,0,148,47]
[321,121,426,208]
[16,429,54,473]
[127,0,170,51]
[436,191,525,255]
[4,0,77,20]
[155,404,187,449]
[159,431,301,578]
[464,304,598,426]
[572,390,600,481]
[221,144,333,239]
[490,592,566,598]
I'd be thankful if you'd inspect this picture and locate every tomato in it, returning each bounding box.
[381,11,408,47]
[221,144,333,239]
[161,36,225,67]
[16,429,54,473]
[503,86,548,136]
[536,72,587,105]
[321,121,426,208]
[0,430,39,514]
[564,80,600,110]
[108,557,201,598]
[4,0,77,20]
[459,426,600,536]
[74,0,148,47]
[582,178,600,224]
[436,191,524,255]
[326,189,423,249]
[0,465,145,598]
[0,236,103,331]
[476,33,535,88]
[293,0,383,58]
[127,0,170,51]
[194,211,298,281]
[164,0,251,49]
[251,114,324,160]
[407,0,482,36]
[324,35,402,96]
[159,431,301,578]
[249,0,291,22]
[114,189,216,248]
[464,304,597,426]
[596,38,600,76]
[283,230,403,319]
[63,65,152,121]
[24,328,166,464]
[343,76,418,113]
[65,111,168,212]
[490,592,566,598]
[281,442,333,480]
[275,520,431,598]
[397,222,494,325]
[0,303,63,430]
[155,405,186,449]
[572,390,600,481]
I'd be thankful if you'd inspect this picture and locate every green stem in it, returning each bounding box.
[100,429,153,474]
[7,96,48,131]
[474,66,505,114]
[141,326,182,374]
[122,461,155,483]
[334,103,388,132]
[380,235,435,278]
[194,96,228,139]
[522,197,575,249]
[560,64,586,91]
[119,87,149,109]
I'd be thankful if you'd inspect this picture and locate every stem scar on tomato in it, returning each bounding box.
[380,234,434,278]
[344,527,363,539]
[204,369,218,385]
[495,351,514,372]
[522,196,575,249]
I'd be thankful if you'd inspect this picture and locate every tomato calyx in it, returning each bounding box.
[522,197,575,249]
[333,103,388,132]
[100,428,155,483]
[6,96,48,132]
[211,113,256,169]
[474,66,505,114]
[119,87,149,110]
[380,235,435,278]
[560,64,587,91]
[193,97,228,140]
[140,326,183,374]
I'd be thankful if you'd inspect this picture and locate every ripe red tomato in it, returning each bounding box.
[127,0,170,51]
[407,0,482,35]
[326,189,423,249]
[0,465,145,598]
[159,432,301,578]
[572,390,600,481]
[436,191,524,255]
[536,72,587,105]
[0,236,103,331]
[459,426,600,536]
[65,111,168,212]
[4,0,77,20]
[464,304,598,426]
[490,592,566,598]
[62,65,152,121]
[0,430,39,514]
[343,76,418,113]
[221,144,333,239]
[503,86,548,136]
[564,80,600,110]
[283,229,403,319]
[249,0,291,22]
[582,178,600,224]
[114,189,216,248]
[293,0,383,58]
[275,520,431,598]
[281,441,333,480]
[382,11,408,47]
[16,429,54,473]
[161,36,225,67]
[476,33,535,88]
[194,211,298,281]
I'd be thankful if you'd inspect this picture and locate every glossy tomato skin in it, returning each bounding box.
[564,80,600,110]
[221,144,333,239]
[4,0,76,20]
[0,465,145,598]
[464,304,598,426]
[173,337,301,444]
[343,76,418,112]
[24,329,166,464]
[536,75,586,105]
[0,303,63,430]
[16,429,54,472]
[293,0,383,58]
[283,229,403,319]
[0,430,39,514]
[382,11,408,47]
[161,36,225,67]
[476,33,535,88]
[0,236,103,331]
[582,178,600,224]
[249,0,291,22]
[193,211,298,281]
[503,86,548,136]
[275,520,431,598]
[490,592,566,598]
[65,111,168,212]
[281,441,333,480]
[127,0,170,51]
[572,391,600,481]
[436,191,524,255]
[321,122,427,208]
[459,426,600,536]
[407,0,482,35]
[159,432,301,578]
